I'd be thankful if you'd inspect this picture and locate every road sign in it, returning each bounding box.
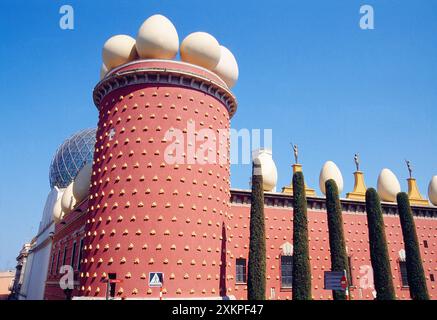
[149,272,164,287]
[109,279,123,284]
[324,271,346,291]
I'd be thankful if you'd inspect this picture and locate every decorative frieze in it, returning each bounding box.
[230,189,437,218]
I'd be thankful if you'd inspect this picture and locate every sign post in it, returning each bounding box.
[342,269,350,300]
[102,278,123,300]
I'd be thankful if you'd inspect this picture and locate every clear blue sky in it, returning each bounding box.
[0,0,436,270]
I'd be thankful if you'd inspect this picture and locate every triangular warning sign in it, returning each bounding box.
[149,273,162,287]
[151,273,161,285]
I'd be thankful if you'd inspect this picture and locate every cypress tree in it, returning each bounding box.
[247,160,266,300]
[365,188,396,300]
[325,179,349,300]
[396,192,429,300]
[292,171,312,300]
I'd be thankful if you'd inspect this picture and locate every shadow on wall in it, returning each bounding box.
[219,223,227,297]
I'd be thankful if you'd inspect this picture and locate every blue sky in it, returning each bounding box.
[0,0,436,270]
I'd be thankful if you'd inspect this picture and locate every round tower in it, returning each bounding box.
[80,59,237,299]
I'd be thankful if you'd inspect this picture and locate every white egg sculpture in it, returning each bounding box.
[377,168,401,202]
[61,182,77,214]
[53,195,64,224]
[180,32,221,70]
[100,63,108,79]
[136,14,179,59]
[102,34,137,70]
[73,163,93,203]
[252,149,278,192]
[319,161,344,195]
[213,45,239,88]
[428,176,437,206]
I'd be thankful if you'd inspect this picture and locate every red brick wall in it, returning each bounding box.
[44,60,437,301]
[45,191,437,300]
[227,193,437,300]
[80,61,235,299]
[44,201,87,300]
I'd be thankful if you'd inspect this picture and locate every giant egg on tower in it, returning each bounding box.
[136,14,179,59]
[102,35,137,70]
[180,32,221,69]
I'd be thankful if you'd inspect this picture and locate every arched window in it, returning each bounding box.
[398,249,409,288]
[280,242,293,289]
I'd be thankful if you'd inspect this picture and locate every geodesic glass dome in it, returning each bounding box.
[49,128,96,189]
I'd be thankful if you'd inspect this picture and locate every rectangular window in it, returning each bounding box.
[348,256,353,286]
[77,238,84,271]
[399,261,409,287]
[50,252,56,275]
[62,246,67,266]
[424,240,429,248]
[235,258,247,283]
[281,255,293,288]
[270,287,276,299]
[71,241,77,268]
[56,249,61,274]
[430,274,435,282]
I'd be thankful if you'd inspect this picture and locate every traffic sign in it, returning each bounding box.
[109,279,123,284]
[101,278,123,284]
[149,272,164,287]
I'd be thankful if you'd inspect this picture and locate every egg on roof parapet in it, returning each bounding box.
[428,176,437,206]
[102,34,137,70]
[213,45,239,88]
[99,14,239,88]
[180,32,221,70]
[377,168,401,202]
[319,161,344,195]
[136,14,179,59]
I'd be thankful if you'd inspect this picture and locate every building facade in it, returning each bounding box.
[0,271,15,300]
[14,129,97,300]
[44,189,437,300]
[9,243,31,300]
[45,200,87,300]
[81,60,235,299]
[228,190,437,300]
[20,188,62,300]
[41,58,437,301]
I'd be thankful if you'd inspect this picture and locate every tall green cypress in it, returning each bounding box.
[325,179,349,300]
[396,192,429,300]
[365,188,396,300]
[247,160,266,300]
[292,171,312,300]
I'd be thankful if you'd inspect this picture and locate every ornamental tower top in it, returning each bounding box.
[80,14,238,299]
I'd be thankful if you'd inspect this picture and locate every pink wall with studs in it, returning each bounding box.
[227,192,437,300]
[80,61,235,299]
[44,61,437,300]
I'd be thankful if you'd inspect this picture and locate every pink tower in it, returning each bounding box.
[80,59,237,299]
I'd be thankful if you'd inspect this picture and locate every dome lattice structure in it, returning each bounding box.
[49,128,96,189]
